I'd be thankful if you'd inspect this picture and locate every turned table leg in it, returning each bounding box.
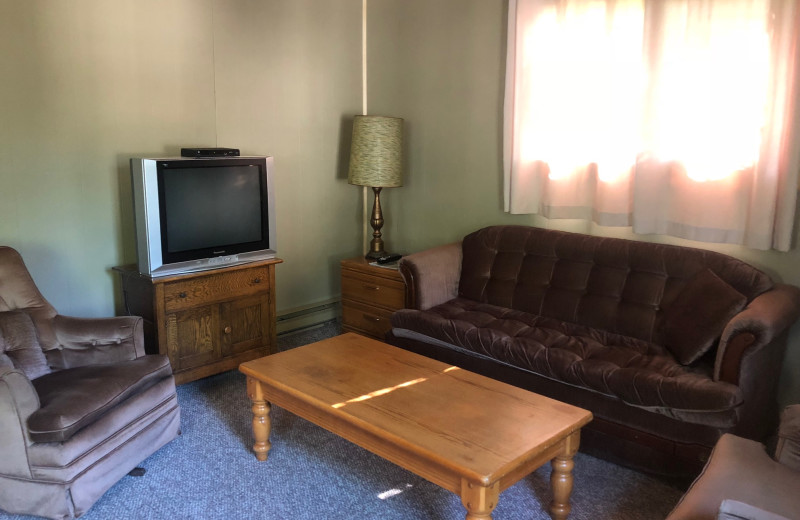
[460,479,499,520]
[246,377,272,461]
[549,431,580,520]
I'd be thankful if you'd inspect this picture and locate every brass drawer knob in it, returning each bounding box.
[362,284,380,291]
[363,314,381,322]
[224,326,232,334]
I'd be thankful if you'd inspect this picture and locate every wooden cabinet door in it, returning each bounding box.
[165,304,222,371]
[221,294,270,357]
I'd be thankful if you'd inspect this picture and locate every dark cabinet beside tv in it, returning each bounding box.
[114,259,281,384]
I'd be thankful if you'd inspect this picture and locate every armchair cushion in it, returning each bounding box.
[662,269,747,365]
[27,354,172,443]
[0,311,50,380]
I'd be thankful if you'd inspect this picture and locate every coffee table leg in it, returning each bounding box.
[460,479,499,520]
[246,377,272,461]
[549,430,580,520]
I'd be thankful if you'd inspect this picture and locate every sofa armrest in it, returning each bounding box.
[775,405,800,472]
[714,284,800,384]
[46,315,146,370]
[0,366,39,478]
[399,242,462,310]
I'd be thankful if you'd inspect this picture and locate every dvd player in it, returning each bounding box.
[180,147,240,157]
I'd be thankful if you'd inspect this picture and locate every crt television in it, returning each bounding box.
[130,156,276,277]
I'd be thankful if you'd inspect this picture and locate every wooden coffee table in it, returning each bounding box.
[239,333,592,519]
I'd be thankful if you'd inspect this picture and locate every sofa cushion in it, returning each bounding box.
[0,311,51,380]
[28,354,173,443]
[391,298,743,415]
[662,269,747,365]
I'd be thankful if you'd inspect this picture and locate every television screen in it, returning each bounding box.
[160,165,263,255]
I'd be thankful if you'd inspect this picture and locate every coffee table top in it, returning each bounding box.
[240,333,592,491]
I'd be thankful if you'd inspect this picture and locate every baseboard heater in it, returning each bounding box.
[276,299,340,336]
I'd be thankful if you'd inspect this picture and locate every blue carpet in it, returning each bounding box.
[1,323,683,519]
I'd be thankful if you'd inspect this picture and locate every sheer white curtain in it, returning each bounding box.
[504,0,800,251]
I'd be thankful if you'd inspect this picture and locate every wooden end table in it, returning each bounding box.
[240,333,592,519]
[340,257,406,340]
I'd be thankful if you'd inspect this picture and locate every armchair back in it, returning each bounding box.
[0,247,145,369]
[0,247,58,351]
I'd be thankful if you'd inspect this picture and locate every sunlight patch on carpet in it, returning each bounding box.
[378,483,414,500]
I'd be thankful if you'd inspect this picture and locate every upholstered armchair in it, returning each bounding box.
[667,405,800,520]
[0,246,181,519]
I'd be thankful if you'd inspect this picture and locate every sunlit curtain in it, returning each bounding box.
[504,0,800,250]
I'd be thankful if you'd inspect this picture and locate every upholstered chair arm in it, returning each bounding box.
[717,500,794,520]
[775,405,800,472]
[399,242,462,310]
[46,315,146,370]
[0,366,39,478]
[714,284,800,384]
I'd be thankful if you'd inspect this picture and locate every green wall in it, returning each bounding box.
[0,0,363,317]
[1,0,798,404]
[212,0,363,310]
[367,0,800,405]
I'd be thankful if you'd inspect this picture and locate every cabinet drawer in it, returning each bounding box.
[342,300,395,339]
[164,267,270,312]
[341,270,404,309]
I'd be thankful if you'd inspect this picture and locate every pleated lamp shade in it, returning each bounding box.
[347,115,403,188]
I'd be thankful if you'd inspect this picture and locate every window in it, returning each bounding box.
[504,0,800,250]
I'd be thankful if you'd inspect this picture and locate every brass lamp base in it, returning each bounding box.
[365,187,388,260]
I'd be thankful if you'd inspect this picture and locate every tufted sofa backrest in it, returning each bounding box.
[458,226,774,345]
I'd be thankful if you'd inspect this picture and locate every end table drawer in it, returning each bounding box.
[341,271,405,309]
[341,300,395,339]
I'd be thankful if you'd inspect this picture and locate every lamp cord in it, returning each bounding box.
[361,0,369,255]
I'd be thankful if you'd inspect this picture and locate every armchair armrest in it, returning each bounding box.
[399,242,462,310]
[0,366,39,478]
[46,315,145,370]
[775,405,800,471]
[718,500,793,520]
[714,284,800,384]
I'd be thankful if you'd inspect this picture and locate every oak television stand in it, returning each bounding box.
[114,258,282,385]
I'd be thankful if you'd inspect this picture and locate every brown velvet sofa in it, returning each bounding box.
[386,226,800,476]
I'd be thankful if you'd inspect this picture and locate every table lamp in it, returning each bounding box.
[347,115,404,260]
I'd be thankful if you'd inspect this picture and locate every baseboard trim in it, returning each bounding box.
[277,298,340,335]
